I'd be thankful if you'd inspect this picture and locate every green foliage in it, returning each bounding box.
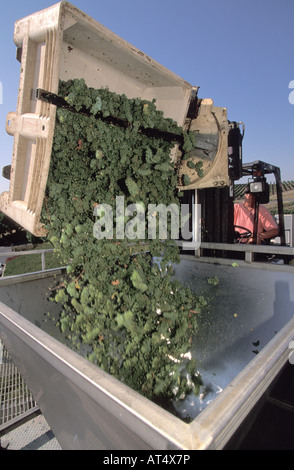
[207,276,219,286]
[182,174,191,186]
[41,78,204,402]
[130,269,148,292]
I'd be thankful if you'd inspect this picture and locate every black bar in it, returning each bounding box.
[36,88,184,144]
[274,169,286,246]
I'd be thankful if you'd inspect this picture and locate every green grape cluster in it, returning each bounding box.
[42,79,205,403]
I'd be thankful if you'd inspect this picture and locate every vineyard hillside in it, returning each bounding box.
[234,181,294,214]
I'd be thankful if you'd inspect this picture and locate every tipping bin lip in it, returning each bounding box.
[0,1,193,237]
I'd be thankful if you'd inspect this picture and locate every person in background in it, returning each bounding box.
[234,185,279,244]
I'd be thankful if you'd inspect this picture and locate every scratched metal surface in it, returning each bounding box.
[172,257,294,418]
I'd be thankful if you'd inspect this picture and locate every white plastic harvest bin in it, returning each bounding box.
[0,1,193,236]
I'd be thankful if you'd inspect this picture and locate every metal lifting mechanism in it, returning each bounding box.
[226,122,285,246]
[228,121,245,182]
[241,161,286,246]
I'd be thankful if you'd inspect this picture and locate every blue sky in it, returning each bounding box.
[0,0,293,195]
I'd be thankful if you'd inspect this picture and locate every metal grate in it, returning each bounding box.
[0,340,39,435]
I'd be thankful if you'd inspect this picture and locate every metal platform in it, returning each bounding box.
[0,339,61,450]
[0,340,38,431]
[0,413,61,450]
